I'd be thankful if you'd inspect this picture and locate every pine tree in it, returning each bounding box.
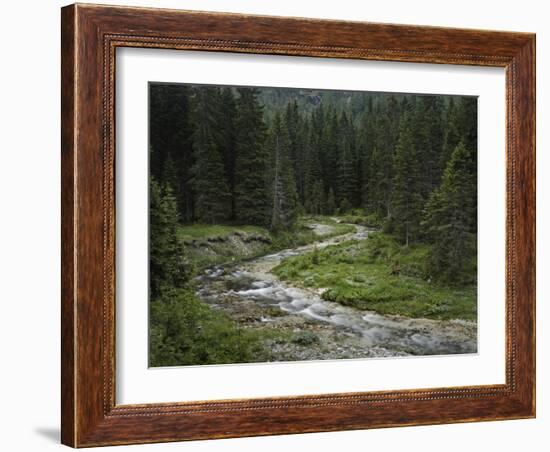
[307,180,324,215]
[218,87,238,219]
[149,84,194,222]
[190,87,231,223]
[412,96,445,196]
[269,114,299,231]
[441,98,461,172]
[424,142,477,283]
[325,188,336,215]
[284,101,306,202]
[368,99,397,218]
[162,151,178,195]
[392,113,424,246]
[303,119,324,214]
[336,112,359,208]
[357,101,374,210]
[234,88,270,225]
[320,109,339,197]
[149,176,190,298]
[456,97,478,153]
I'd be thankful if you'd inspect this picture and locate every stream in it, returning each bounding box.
[196,224,477,362]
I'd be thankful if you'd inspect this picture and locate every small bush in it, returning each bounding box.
[291,331,320,346]
[149,289,268,367]
[311,246,320,265]
[339,212,383,228]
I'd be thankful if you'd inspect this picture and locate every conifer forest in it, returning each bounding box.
[149,83,478,367]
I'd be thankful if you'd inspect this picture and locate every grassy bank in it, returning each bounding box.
[273,232,476,321]
[178,216,355,271]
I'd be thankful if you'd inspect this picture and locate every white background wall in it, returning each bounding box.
[0,1,546,450]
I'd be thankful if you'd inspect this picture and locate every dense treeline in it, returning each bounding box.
[150,83,477,283]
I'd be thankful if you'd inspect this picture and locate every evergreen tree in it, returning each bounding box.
[284,101,306,202]
[149,84,194,222]
[320,109,340,197]
[424,142,477,283]
[161,151,178,195]
[412,96,445,196]
[325,188,336,215]
[368,100,397,218]
[218,87,238,219]
[306,180,324,215]
[303,119,324,214]
[392,113,424,246]
[441,97,462,172]
[357,101,374,210]
[269,114,299,231]
[336,112,359,208]
[234,88,270,225]
[190,87,231,223]
[456,97,478,153]
[149,176,190,298]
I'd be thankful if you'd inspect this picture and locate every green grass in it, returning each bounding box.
[177,224,268,242]
[273,233,477,321]
[336,212,384,228]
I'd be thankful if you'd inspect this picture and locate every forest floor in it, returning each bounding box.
[192,218,477,362]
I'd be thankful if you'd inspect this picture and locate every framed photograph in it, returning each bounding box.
[61,3,536,447]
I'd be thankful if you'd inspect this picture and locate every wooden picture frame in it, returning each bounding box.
[61,3,535,447]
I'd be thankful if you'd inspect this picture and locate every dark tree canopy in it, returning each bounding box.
[234,88,270,225]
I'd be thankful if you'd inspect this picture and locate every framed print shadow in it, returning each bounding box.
[61,3,536,447]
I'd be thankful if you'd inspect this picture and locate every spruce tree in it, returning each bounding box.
[284,101,306,202]
[234,88,270,225]
[307,180,324,215]
[161,152,178,195]
[325,188,336,215]
[218,87,238,219]
[369,100,396,218]
[149,84,194,222]
[320,109,339,198]
[357,102,374,211]
[424,142,477,283]
[456,97,478,153]
[412,96,445,196]
[149,176,190,298]
[303,120,324,214]
[392,113,424,246]
[190,87,231,223]
[336,112,359,209]
[269,114,299,231]
[441,98,461,172]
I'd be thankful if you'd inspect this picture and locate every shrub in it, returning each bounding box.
[291,331,320,346]
[149,289,266,366]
